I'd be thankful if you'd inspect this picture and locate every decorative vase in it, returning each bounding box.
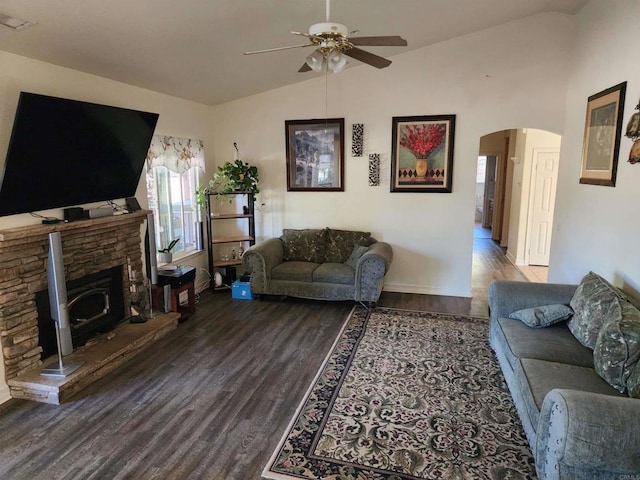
[415,158,428,178]
[158,251,172,264]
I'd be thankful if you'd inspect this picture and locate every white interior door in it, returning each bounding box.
[527,148,559,266]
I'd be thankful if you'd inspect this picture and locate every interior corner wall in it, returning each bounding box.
[0,51,213,402]
[210,12,574,298]
[548,0,640,296]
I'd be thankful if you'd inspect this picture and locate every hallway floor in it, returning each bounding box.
[473,223,548,284]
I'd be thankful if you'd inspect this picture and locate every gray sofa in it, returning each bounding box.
[488,278,640,479]
[242,228,392,304]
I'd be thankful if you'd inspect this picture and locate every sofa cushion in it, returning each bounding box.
[509,304,574,328]
[312,263,355,285]
[493,317,594,371]
[593,299,640,394]
[271,261,319,283]
[324,228,375,263]
[568,272,626,349]
[515,359,625,434]
[280,229,326,263]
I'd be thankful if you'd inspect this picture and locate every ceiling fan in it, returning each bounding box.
[243,0,407,73]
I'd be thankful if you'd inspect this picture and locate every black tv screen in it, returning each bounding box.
[0,92,159,217]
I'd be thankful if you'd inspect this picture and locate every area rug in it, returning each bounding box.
[263,307,535,480]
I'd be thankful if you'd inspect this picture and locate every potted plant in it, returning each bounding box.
[158,238,180,263]
[196,160,261,208]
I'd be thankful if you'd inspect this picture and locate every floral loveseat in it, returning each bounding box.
[489,272,640,479]
[241,228,393,304]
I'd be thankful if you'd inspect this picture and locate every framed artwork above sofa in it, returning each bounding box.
[285,118,345,192]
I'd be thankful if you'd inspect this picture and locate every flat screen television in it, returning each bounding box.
[0,92,159,217]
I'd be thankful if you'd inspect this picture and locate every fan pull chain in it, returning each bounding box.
[325,69,329,131]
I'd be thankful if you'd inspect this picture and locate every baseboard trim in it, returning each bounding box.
[384,282,471,298]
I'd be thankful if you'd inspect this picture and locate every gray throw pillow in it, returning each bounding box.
[345,245,369,268]
[593,299,640,394]
[508,304,574,328]
[568,272,626,349]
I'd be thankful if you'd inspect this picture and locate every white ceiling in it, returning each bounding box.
[0,0,588,106]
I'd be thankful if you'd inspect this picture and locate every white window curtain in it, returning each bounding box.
[146,136,205,174]
[145,135,205,260]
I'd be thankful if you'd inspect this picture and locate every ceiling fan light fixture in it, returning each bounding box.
[306,49,326,72]
[327,50,347,73]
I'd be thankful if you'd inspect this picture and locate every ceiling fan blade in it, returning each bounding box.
[298,63,312,73]
[349,36,408,47]
[244,43,313,55]
[343,47,392,68]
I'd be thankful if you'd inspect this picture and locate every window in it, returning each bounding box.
[145,136,205,261]
[476,156,487,183]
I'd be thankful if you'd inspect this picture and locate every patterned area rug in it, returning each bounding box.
[263,307,535,480]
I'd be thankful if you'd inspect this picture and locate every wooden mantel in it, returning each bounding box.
[0,210,150,243]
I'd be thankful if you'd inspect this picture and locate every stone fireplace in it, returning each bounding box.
[0,212,148,383]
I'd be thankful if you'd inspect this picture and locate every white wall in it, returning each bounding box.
[549,0,640,296]
[211,12,575,297]
[0,51,213,403]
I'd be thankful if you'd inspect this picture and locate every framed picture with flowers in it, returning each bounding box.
[390,114,456,193]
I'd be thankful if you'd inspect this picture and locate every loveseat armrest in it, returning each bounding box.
[355,242,393,303]
[242,238,284,294]
[536,388,640,479]
[488,281,578,322]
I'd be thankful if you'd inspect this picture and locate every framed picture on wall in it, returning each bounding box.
[285,118,345,191]
[390,114,456,193]
[579,81,627,186]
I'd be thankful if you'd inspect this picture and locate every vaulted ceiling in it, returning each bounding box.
[0,0,588,105]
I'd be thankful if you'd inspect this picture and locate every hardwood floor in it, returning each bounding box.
[0,239,527,479]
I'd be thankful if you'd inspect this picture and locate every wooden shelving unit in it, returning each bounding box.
[205,191,255,292]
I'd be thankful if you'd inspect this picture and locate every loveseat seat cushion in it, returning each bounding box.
[271,261,319,283]
[312,263,355,285]
[492,317,594,371]
[280,229,326,263]
[324,228,375,263]
[515,358,625,436]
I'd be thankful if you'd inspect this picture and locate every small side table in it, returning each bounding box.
[153,267,197,321]
[169,281,196,317]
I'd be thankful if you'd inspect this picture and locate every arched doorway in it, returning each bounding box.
[473,128,561,286]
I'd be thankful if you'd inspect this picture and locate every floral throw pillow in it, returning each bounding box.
[324,229,374,263]
[593,299,640,395]
[568,272,626,349]
[280,229,326,263]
